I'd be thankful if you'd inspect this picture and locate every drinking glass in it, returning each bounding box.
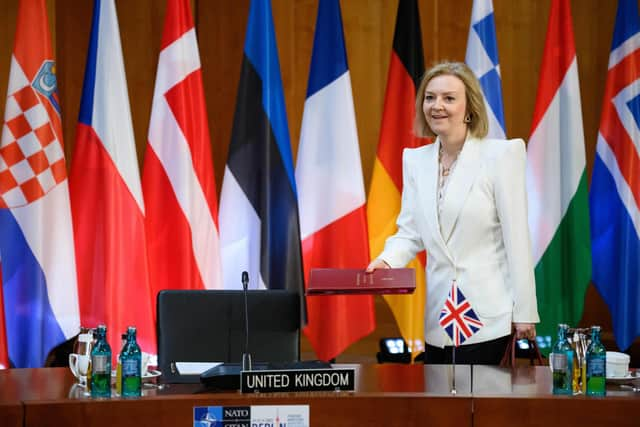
[69,331,93,387]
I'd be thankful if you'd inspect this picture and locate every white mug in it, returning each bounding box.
[69,353,90,386]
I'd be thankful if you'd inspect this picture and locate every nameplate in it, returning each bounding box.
[240,368,355,393]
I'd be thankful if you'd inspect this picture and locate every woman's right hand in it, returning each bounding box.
[366,259,390,273]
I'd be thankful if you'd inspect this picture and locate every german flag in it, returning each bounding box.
[367,0,429,358]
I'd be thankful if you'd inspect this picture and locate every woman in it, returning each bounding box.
[367,62,539,364]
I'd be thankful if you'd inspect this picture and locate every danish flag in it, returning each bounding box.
[439,281,484,346]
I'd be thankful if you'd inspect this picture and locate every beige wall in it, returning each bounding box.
[0,1,627,359]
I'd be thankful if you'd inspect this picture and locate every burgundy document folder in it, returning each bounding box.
[306,268,416,295]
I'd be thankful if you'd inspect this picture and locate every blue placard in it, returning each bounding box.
[194,405,309,427]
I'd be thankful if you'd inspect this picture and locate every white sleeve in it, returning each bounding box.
[377,149,425,268]
[493,139,540,323]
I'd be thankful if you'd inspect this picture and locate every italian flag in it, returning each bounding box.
[525,0,591,343]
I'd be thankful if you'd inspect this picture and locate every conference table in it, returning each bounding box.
[0,364,637,427]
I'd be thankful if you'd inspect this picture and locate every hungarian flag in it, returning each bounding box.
[366,0,428,357]
[296,0,375,361]
[0,0,80,367]
[525,0,591,344]
[465,0,506,138]
[219,0,305,322]
[590,0,640,351]
[143,0,222,303]
[69,0,156,353]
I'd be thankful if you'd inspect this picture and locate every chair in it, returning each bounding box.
[156,289,300,382]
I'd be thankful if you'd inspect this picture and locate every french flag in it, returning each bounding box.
[0,0,80,367]
[69,0,156,353]
[296,0,375,361]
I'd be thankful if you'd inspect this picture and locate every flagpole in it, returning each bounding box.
[451,346,457,395]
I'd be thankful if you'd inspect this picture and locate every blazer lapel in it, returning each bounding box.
[417,140,444,251]
[415,138,455,264]
[439,137,482,243]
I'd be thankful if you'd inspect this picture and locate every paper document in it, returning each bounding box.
[175,362,223,375]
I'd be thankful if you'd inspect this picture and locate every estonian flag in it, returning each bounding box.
[219,0,306,323]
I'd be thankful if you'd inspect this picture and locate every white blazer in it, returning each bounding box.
[378,137,540,348]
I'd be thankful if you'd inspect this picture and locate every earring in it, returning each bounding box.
[464,114,471,123]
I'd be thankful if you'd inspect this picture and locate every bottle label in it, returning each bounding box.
[92,355,109,374]
[550,353,567,372]
[122,359,140,377]
[587,357,605,377]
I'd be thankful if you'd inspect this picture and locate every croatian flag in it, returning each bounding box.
[296,0,375,361]
[590,0,640,351]
[465,0,506,138]
[0,0,80,367]
[219,0,305,320]
[439,281,484,347]
[69,0,156,353]
[143,0,222,301]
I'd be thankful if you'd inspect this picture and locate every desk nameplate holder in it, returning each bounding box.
[241,368,355,393]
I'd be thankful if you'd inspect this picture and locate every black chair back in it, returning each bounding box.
[156,289,300,381]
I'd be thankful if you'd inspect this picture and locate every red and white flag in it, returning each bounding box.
[69,0,155,353]
[142,0,222,303]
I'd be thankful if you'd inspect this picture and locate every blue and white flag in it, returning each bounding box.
[219,0,305,322]
[465,0,506,138]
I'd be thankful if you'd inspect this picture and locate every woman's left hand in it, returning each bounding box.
[513,322,536,340]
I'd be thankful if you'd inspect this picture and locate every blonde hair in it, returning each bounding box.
[414,61,489,139]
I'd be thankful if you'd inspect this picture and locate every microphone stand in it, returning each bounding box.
[241,271,252,371]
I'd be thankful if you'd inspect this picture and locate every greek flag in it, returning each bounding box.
[465,0,506,138]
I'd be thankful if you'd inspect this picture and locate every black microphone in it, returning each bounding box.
[241,271,252,371]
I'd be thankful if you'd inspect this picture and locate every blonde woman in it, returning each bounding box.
[368,62,539,364]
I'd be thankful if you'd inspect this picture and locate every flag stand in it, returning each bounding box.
[451,346,457,395]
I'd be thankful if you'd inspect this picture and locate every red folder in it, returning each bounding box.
[306,268,416,295]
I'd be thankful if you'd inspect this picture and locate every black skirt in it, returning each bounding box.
[423,335,511,365]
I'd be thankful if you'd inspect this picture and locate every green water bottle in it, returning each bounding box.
[550,323,573,395]
[90,325,112,398]
[120,326,142,397]
[586,325,606,396]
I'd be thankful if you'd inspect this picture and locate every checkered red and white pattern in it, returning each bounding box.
[0,85,66,209]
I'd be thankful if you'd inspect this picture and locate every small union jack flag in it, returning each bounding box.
[439,280,484,346]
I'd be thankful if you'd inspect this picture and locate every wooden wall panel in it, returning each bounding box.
[0,0,635,360]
